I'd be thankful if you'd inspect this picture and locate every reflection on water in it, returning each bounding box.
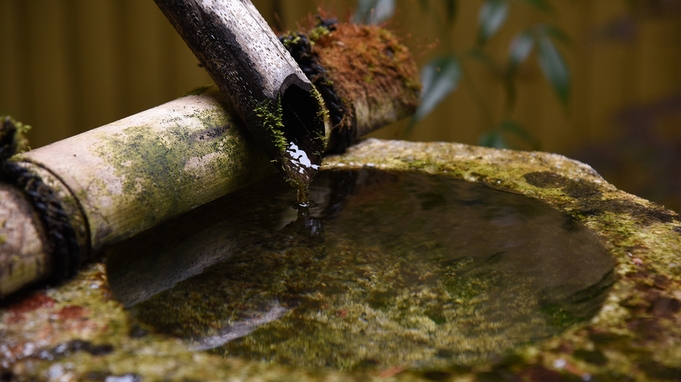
[105,169,615,371]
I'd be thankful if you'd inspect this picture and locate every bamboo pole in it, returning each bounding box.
[19,88,275,249]
[0,88,275,298]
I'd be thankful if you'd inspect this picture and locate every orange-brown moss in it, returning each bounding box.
[307,22,421,136]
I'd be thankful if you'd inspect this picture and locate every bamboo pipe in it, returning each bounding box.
[0,89,275,298]
[153,0,327,199]
[0,17,419,299]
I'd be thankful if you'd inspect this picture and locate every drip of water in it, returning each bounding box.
[286,142,320,175]
[284,141,320,206]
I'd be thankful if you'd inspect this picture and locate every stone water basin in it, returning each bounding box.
[2,139,681,381]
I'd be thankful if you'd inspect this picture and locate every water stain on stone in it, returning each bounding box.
[639,360,681,381]
[523,171,602,198]
[650,297,681,318]
[573,349,608,366]
[524,171,680,226]
[421,370,452,381]
[128,324,149,339]
[46,340,114,359]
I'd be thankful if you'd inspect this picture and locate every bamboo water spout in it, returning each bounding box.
[0,17,420,298]
[154,0,328,201]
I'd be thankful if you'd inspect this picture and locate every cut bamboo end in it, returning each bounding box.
[314,23,420,138]
[280,20,421,153]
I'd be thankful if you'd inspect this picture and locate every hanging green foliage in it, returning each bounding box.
[352,0,572,150]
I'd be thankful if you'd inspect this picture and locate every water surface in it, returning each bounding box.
[105,169,615,371]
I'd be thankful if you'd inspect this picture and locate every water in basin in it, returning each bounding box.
[104,169,615,371]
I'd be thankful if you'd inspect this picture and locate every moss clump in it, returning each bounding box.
[280,18,421,152]
[1,116,32,156]
[308,22,421,125]
[279,31,301,47]
[308,24,331,42]
[254,98,287,157]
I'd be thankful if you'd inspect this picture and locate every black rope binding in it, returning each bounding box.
[0,116,81,283]
[279,17,355,153]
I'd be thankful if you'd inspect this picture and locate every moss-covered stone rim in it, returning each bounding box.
[320,138,681,381]
[3,139,680,381]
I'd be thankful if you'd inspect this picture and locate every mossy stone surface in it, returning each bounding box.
[2,139,680,381]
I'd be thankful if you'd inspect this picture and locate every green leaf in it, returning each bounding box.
[479,130,507,148]
[517,0,555,13]
[353,0,396,25]
[467,48,499,72]
[537,24,573,45]
[477,0,509,45]
[503,75,518,114]
[446,0,458,24]
[413,56,462,122]
[499,120,541,150]
[536,35,570,105]
[479,121,540,150]
[507,31,535,71]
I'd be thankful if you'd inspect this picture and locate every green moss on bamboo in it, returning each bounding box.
[91,105,272,240]
[280,31,301,47]
[253,88,328,203]
[308,24,331,43]
[254,98,287,157]
[311,86,329,154]
[1,115,32,154]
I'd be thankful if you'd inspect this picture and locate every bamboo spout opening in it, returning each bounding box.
[280,84,326,181]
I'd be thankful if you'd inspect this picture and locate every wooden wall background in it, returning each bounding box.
[1,0,680,210]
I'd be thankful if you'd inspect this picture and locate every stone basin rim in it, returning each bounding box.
[2,138,680,381]
[321,138,681,379]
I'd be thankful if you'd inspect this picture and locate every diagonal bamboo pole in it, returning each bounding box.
[154,0,328,201]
